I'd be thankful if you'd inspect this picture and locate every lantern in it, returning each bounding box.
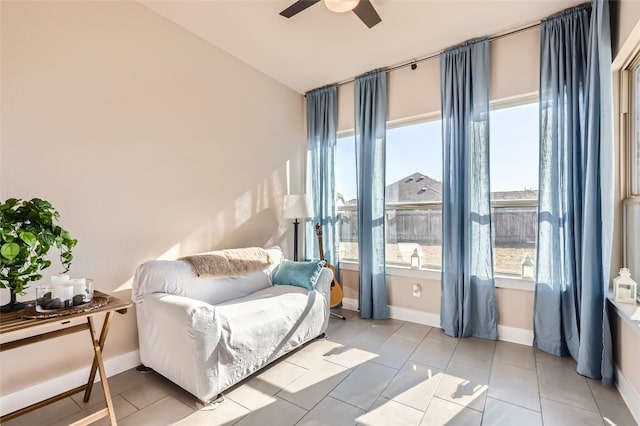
[613,268,638,304]
[521,253,535,279]
[410,248,422,270]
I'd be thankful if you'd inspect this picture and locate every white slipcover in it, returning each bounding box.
[131,246,331,403]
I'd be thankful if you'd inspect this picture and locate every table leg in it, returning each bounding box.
[84,313,117,425]
[83,312,113,402]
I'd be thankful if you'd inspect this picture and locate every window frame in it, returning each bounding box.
[336,114,445,271]
[334,96,539,289]
[627,54,640,196]
[621,47,640,303]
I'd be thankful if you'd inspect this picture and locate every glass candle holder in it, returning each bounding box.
[69,278,94,306]
[36,279,94,312]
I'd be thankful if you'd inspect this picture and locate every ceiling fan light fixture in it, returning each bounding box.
[324,0,360,13]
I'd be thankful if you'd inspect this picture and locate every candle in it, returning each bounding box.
[50,275,73,308]
[51,284,73,302]
[51,274,70,284]
[69,278,87,296]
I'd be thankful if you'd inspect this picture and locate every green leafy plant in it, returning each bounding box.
[0,198,77,296]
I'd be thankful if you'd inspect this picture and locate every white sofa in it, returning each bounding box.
[131,246,331,404]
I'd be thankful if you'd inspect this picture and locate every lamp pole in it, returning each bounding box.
[292,218,300,261]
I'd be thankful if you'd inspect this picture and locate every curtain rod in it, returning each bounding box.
[333,21,541,89]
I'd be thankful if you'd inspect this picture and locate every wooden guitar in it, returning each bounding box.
[315,223,343,308]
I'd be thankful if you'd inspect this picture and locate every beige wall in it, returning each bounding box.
[337,25,539,131]
[614,0,640,57]
[613,313,640,404]
[341,268,360,301]
[387,275,441,314]
[340,269,533,332]
[496,288,534,330]
[0,0,304,396]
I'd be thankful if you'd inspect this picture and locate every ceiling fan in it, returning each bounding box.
[280,0,381,29]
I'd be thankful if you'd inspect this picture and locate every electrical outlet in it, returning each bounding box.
[412,284,422,298]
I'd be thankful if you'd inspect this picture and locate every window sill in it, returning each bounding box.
[495,275,535,291]
[608,292,640,336]
[340,260,440,280]
[339,261,535,291]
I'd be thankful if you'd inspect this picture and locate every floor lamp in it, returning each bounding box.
[283,194,313,261]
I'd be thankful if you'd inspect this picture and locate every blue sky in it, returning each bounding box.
[335,102,539,200]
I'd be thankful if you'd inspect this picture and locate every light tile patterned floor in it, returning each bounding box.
[3,309,637,426]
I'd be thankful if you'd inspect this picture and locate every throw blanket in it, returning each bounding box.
[181,247,272,278]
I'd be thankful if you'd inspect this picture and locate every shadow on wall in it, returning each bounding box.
[105,164,300,293]
[147,208,284,264]
[0,163,297,305]
[108,164,294,295]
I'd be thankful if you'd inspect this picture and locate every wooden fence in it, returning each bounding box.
[338,206,537,247]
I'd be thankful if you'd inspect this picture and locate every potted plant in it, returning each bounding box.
[0,198,77,313]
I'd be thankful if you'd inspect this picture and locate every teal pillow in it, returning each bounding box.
[272,260,326,291]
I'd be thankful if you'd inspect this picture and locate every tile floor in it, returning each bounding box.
[3,309,637,426]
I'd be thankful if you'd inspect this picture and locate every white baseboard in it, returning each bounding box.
[0,350,140,416]
[616,366,640,424]
[387,305,441,328]
[341,298,533,346]
[497,325,534,346]
[341,297,358,311]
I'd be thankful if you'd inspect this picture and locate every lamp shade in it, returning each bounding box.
[324,0,360,13]
[283,194,314,219]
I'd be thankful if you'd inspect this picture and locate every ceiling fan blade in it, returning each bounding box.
[353,0,381,28]
[280,0,321,18]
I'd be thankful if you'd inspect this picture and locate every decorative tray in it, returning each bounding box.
[19,296,109,319]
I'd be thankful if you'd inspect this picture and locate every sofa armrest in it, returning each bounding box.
[149,293,216,328]
[139,293,219,353]
[137,293,221,399]
[131,260,195,303]
[314,267,333,302]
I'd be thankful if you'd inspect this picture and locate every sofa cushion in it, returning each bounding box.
[272,260,326,291]
[213,284,328,392]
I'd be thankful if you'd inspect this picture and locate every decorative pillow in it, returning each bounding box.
[272,260,326,291]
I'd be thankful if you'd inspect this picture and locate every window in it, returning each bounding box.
[336,102,539,278]
[489,102,539,277]
[335,119,443,268]
[385,120,443,269]
[335,135,357,261]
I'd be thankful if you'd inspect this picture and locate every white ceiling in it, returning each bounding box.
[140,0,584,94]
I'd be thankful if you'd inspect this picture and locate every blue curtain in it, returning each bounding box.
[355,70,388,319]
[587,0,614,385]
[305,86,339,275]
[440,38,497,340]
[534,1,613,383]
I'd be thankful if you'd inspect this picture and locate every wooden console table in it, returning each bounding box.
[0,290,131,425]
